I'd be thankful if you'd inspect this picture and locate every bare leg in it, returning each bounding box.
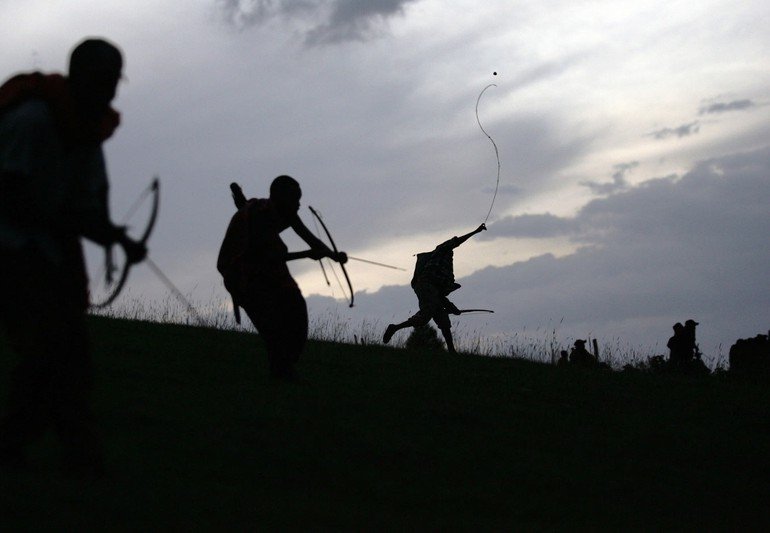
[433,312,456,354]
[242,286,307,380]
[438,325,457,354]
[383,320,414,344]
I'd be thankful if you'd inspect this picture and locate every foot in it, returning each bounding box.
[383,324,398,344]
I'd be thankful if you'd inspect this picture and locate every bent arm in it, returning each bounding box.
[292,216,332,253]
[66,147,123,246]
[290,216,347,263]
[66,148,146,262]
[286,249,323,261]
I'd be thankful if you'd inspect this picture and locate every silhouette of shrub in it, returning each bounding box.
[729,334,770,377]
[623,354,710,376]
[648,355,667,372]
[405,324,445,352]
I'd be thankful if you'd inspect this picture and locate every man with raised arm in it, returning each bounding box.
[382,223,486,354]
[0,38,146,476]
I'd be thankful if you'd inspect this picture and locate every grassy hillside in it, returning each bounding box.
[1,316,769,529]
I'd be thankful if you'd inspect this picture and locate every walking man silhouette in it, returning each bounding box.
[0,38,146,476]
[218,176,347,379]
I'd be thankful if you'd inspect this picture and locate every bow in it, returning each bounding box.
[456,309,495,314]
[308,205,354,308]
[91,177,160,309]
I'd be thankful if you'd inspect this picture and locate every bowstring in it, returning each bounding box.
[119,183,155,226]
[97,181,156,287]
[476,83,501,225]
[310,214,331,287]
[310,207,350,304]
[327,260,346,299]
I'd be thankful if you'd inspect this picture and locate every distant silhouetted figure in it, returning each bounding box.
[569,339,597,367]
[557,350,569,367]
[382,224,486,354]
[683,319,701,362]
[667,322,687,369]
[0,38,146,476]
[217,176,347,380]
[666,319,708,375]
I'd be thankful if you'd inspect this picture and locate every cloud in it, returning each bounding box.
[505,56,582,92]
[647,121,700,140]
[699,99,756,115]
[580,161,638,195]
[480,146,770,353]
[305,0,419,45]
[481,184,523,196]
[482,213,576,239]
[216,0,419,45]
[216,0,284,28]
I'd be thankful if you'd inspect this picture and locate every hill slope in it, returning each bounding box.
[1,316,769,529]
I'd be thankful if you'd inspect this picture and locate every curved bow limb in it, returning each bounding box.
[91,177,160,309]
[308,205,354,308]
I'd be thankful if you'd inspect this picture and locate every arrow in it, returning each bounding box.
[348,256,406,271]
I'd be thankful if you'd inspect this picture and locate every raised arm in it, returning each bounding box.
[443,223,487,250]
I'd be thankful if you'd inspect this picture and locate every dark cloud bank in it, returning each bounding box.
[699,99,756,115]
[217,0,419,45]
[644,98,758,142]
[648,121,700,140]
[581,161,638,195]
[310,145,770,362]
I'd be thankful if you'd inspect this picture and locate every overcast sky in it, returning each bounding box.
[3,0,769,363]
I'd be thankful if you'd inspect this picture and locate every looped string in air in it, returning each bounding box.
[476,83,500,224]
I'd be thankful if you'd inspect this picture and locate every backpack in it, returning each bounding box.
[217,184,255,324]
[412,248,458,295]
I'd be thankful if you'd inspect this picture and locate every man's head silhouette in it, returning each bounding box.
[270,175,302,217]
[68,38,123,118]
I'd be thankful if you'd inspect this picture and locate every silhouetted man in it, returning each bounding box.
[667,322,687,368]
[0,38,146,476]
[683,319,700,361]
[569,339,596,367]
[382,223,486,354]
[217,175,347,379]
